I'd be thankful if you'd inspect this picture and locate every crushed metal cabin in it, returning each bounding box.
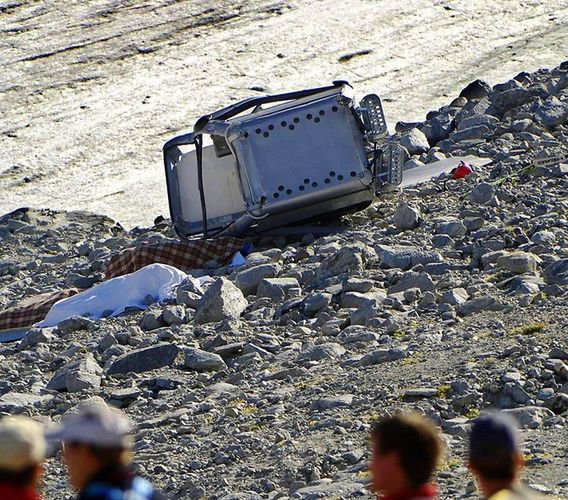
[163,82,404,238]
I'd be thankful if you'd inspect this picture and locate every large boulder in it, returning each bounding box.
[106,343,179,375]
[399,128,430,155]
[393,203,421,230]
[459,79,491,100]
[470,182,496,204]
[47,353,102,393]
[377,245,442,271]
[298,343,346,362]
[235,263,281,295]
[435,219,467,238]
[496,252,539,274]
[194,278,248,324]
[0,393,53,414]
[257,277,299,301]
[543,259,568,285]
[459,296,506,316]
[184,347,227,372]
[388,272,435,294]
[490,88,530,112]
[534,96,568,128]
[318,246,365,280]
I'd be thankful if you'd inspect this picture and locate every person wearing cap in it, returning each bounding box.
[47,403,165,500]
[469,412,545,499]
[0,416,46,500]
[370,413,443,500]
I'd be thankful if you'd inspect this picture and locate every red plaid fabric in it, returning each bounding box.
[0,288,80,331]
[104,237,244,279]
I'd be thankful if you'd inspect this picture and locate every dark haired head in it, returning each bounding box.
[469,413,520,481]
[371,413,443,488]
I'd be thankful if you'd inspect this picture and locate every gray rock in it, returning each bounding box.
[140,310,165,331]
[318,246,365,280]
[293,480,367,498]
[422,113,454,145]
[543,259,568,285]
[436,219,466,238]
[194,277,248,324]
[459,296,506,316]
[355,348,406,366]
[176,277,203,307]
[298,343,346,362]
[399,128,430,155]
[388,272,435,294]
[339,328,381,344]
[543,393,568,414]
[341,291,383,309]
[470,182,496,204]
[459,79,491,100]
[403,388,438,398]
[534,96,568,128]
[497,252,539,274]
[235,263,281,295]
[377,245,442,271]
[98,332,119,352]
[303,292,332,313]
[463,216,484,232]
[393,202,421,230]
[162,305,188,325]
[57,315,96,334]
[349,305,381,325]
[19,328,54,350]
[531,230,555,245]
[47,353,102,393]
[451,124,492,142]
[184,347,227,372]
[550,347,568,360]
[457,113,499,130]
[342,278,374,293]
[65,272,99,289]
[311,394,354,411]
[432,234,453,248]
[490,88,530,112]
[440,288,469,306]
[106,343,179,375]
[257,277,300,301]
[0,392,53,414]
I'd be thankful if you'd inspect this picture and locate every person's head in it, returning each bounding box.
[0,416,46,488]
[46,402,133,491]
[370,412,443,494]
[468,413,523,497]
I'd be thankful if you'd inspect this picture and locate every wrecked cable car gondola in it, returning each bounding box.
[163,81,404,239]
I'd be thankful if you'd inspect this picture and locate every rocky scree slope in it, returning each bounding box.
[0,63,568,499]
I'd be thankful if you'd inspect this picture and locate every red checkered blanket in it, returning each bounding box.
[0,237,244,332]
[0,288,80,332]
[104,237,244,279]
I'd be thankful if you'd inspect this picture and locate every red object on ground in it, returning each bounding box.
[452,161,473,179]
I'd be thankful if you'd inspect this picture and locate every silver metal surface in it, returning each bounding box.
[375,143,405,193]
[163,83,394,238]
[359,94,388,140]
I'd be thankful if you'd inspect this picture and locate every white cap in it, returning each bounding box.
[46,403,134,448]
[0,416,46,471]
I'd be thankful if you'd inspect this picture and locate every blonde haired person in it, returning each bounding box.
[0,416,46,500]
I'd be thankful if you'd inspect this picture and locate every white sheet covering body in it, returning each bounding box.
[36,264,188,328]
